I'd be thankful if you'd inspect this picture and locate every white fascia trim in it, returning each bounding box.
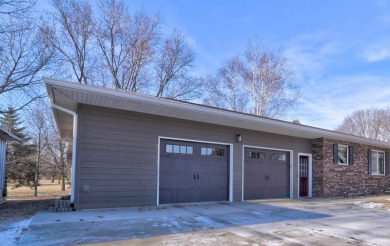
[157,136,234,205]
[242,145,294,201]
[50,102,78,205]
[43,78,390,149]
[297,153,313,198]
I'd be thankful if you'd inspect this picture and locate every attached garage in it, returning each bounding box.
[243,147,291,200]
[44,78,390,209]
[159,139,230,204]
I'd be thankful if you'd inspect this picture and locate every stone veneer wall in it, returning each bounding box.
[312,138,390,197]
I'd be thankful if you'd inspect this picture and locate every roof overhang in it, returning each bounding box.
[0,128,22,142]
[44,77,390,148]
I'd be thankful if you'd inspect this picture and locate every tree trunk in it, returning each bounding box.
[2,175,7,197]
[35,143,40,197]
[34,178,38,196]
[52,175,55,183]
[61,175,65,191]
[34,165,39,197]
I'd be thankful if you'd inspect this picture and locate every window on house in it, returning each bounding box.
[201,147,225,156]
[333,144,353,165]
[270,153,287,161]
[370,150,385,175]
[246,151,265,159]
[278,154,287,161]
[166,144,193,155]
[338,145,348,164]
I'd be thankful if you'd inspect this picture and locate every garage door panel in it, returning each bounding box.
[159,139,229,204]
[160,160,194,172]
[160,173,195,187]
[244,148,290,200]
[197,188,227,202]
[196,173,228,188]
[198,161,227,172]
[244,188,267,200]
[159,189,196,204]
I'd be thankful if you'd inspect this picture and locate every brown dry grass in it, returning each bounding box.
[6,180,70,196]
[366,199,390,210]
[1,180,70,226]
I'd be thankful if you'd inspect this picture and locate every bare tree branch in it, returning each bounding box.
[154,29,200,99]
[203,38,299,118]
[243,39,299,117]
[0,6,55,113]
[0,0,35,34]
[96,0,160,91]
[45,0,95,84]
[336,107,390,142]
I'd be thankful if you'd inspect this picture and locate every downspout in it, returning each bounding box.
[50,102,78,205]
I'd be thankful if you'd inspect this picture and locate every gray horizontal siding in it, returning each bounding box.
[0,139,6,191]
[80,179,155,186]
[75,104,312,209]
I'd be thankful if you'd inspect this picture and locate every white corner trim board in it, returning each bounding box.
[50,102,78,204]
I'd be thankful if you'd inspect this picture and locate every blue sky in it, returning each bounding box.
[37,0,390,130]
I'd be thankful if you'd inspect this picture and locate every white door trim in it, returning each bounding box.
[242,145,294,201]
[297,153,313,198]
[157,136,234,205]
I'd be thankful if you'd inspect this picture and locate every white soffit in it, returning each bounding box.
[44,78,390,148]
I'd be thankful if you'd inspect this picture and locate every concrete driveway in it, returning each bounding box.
[17,197,390,245]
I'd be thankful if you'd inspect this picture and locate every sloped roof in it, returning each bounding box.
[44,77,390,148]
[0,128,22,141]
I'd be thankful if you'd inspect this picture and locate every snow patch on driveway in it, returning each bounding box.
[0,218,31,246]
[354,201,384,209]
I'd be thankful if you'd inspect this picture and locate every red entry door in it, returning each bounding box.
[299,156,309,197]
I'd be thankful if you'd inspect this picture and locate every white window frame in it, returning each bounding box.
[370,150,386,176]
[337,144,349,165]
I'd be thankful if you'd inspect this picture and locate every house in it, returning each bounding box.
[0,128,21,202]
[44,78,390,210]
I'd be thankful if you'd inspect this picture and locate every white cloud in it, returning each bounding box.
[282,30,390,130]
[360,37,390,62]
[286,74,390,130]
[284,31,340,81]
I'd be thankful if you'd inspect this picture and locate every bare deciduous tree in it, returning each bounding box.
[44,120,69,191]
[204,39,299,118]
[0,0,35,34]
[204,57,248,111]
[243,39,298,117]
[336,107,390,142]
[0,6,55,113]
[29,106,47,196]
[96,0,160,91]
[155,30,201,100]
[46,0,96,84]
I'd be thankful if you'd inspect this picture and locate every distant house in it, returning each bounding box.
[0,128,21,201]
[44,78,390,210]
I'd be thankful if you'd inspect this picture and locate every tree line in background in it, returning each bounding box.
[0,0,389,195]
[0,0,300,116]
[336,107,390,142]
[1,105,69,196]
